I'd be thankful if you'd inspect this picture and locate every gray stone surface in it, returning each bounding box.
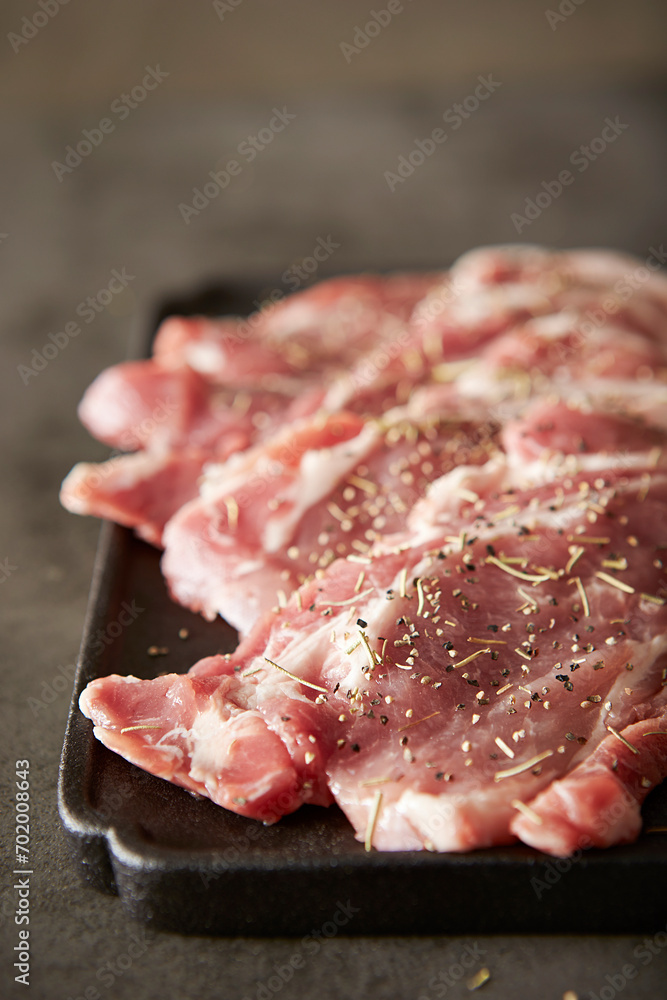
[2,82,667,998]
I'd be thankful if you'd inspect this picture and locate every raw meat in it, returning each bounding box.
[152,273,440,384]
[60,451,211,546]
[161,393,499,634]
[68,244,667,857]
[80,460,667,855]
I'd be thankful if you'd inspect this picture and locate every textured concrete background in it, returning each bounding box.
[2,1,667,997]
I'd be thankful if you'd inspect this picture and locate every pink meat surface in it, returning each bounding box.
[161,393,499,634]
[67,364,315,541]
[80,462,667,855]
[64,246,667,550]
[152,273,440,384]
[78,359,298,455]
[60,451,211,546]
[68,245,667,856]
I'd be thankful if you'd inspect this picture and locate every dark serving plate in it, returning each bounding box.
[58,283,667,936]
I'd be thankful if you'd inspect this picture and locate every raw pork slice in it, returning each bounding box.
[152,273,440,385]
[65,365,317,542]
[161,395,499,634]
[79,463,667,856]
[77,360,301,455]
[68,245,667,858]
[60,451,211,546]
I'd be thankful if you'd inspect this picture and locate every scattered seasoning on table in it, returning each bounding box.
[466,967,490,991]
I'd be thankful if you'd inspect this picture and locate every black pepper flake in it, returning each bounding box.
[576,736,587,745]
[455,703,466,711]
[400,736,408,746]
[569,663,580,672]
[501,668,510,677]
[445,664,454,673]
[281,716,291,722]
[357,618,368,628]
[548,597,558,606]
[491,651,499,661]
[351,743,360,752]
[443,641,454,650]
[487,624,499,632]
[308,604,315,612]
[367,710,375,719]
[531,692,541,702]
[564,681,574,691]
[518,525,530,536]
[370,698,381,706]
[565,732,576,741]
[333,682,340,693]
[435,772,445,780]
[486,545,496,557]
[380,715,388,725]
[466,678,480,687]
[593,661,604,671]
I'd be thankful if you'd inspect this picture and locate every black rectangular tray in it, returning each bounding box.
[58,283,667,936]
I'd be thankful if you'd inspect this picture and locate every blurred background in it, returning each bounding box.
[2,2,667,997]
